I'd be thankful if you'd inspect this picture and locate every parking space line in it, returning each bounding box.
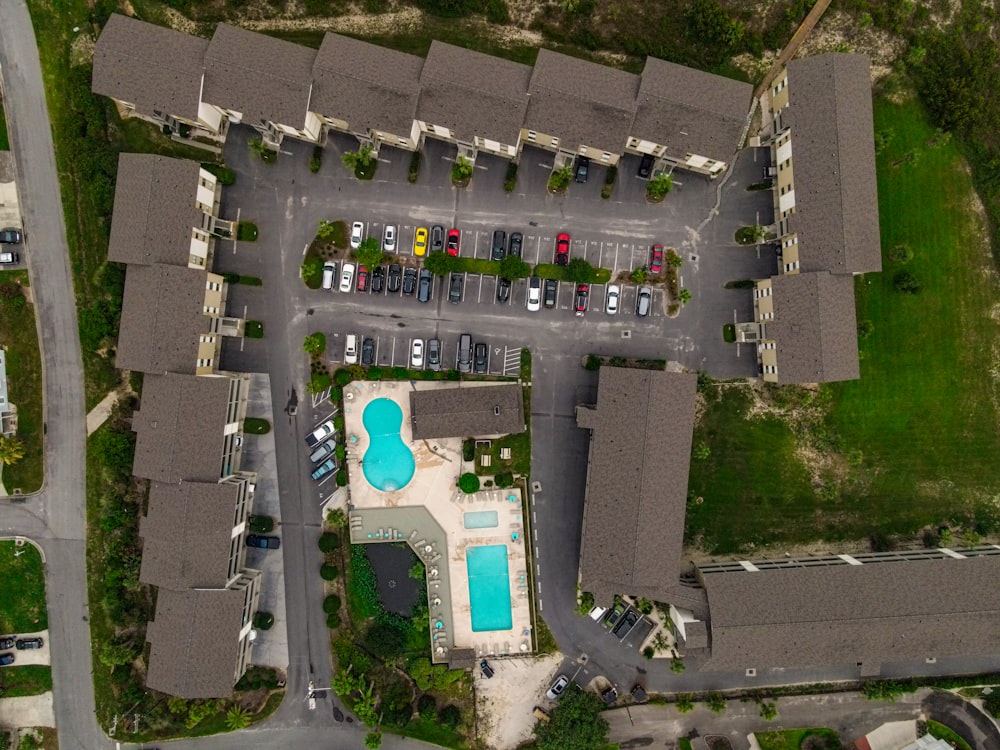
[532,236,541,265]
[389,337,395,365]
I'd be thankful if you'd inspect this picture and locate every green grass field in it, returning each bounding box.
[0,540,47,633]
[0,96,9,151]
[754,728,840,750]
[0,665,53,697]
[689,94,1000,552]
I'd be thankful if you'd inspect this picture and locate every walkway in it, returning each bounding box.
[752,0,835,99]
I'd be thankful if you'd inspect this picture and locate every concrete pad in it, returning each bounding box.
[863,720,918,750]
[85,391,118,436]
[0,693,54,728]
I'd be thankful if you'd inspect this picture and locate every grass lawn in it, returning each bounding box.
[0,95,9,150]
[0,270,43,493]
[926,719,973,750]
[754,728,840,750]
[689,93,1000,552]
[0,666,53,697]
[0,540,47,633]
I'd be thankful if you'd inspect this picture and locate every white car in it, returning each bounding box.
[339,262,355,293]
[382,224,396,252]
[350,221,365,250]
[605,284,620,315]
[344,334,358,365]
[526,277,541,312]
[411,338,424,369]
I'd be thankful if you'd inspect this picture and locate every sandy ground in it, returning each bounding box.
[475,652,564,750]
[0,693,54,728]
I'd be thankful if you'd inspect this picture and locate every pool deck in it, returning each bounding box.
[344,380,531,664]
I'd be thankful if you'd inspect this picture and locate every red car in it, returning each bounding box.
[650,245,664,274]
[555,233,570,266]
[574,284,589,316]
[356,265,369,292]
[446,228,460,256]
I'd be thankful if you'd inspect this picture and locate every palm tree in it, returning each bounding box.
[225,706,250,731]
[0,436,25,466]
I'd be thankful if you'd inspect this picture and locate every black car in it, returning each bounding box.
[417,268,433,303]
[507,232,523,257]
[427,338,441,372]
[387,263,402,293]
[0,228,22,244]
[449,273,463,304]
[496,277,511,303]
[0,637,14,650]
[543,279,558,309]
[371,266,385,294]
[402,267,418,295]
[246,535,280,550]
[480,660,495,678]
[473,342,488,374]
[612,608,639,638]
[15,637,43,650]
[490,230,506,261]
[430,225,445,253]
[0,653,13,666]
[637,153,655,179]
[600,686,618,704]
[361,337,375,365]
[574,155,590,183]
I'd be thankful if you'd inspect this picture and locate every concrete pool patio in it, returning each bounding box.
[344,380,532,665]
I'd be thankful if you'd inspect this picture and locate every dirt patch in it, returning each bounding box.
[475,652,563,750]
[797,9,907,83]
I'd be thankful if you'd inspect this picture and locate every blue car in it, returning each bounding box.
[311,458,338,481]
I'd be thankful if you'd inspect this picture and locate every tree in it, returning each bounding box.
[707,692,727,713]
[667,250,683,268]
[354,237,384,269]
[99,639,138,667]
[225,706,251,731]
[630,267,648,284]
[893,271,921,294]
[451,156,474,184]
[319,531,341,552]
[0,437,25,466]
[498,254,531,280]
[342,144,376,173]
[534,687,608,750]
[317,220,339,242]
[424,250,457,276]
[679,288,692,304]
[675,694,695,713]
[646,172,673,201]
[670,657,686,673]
[438,704,463,729]
[333,669,360,697]
[364,731,383,749]
[303,333,326,355]
[326,507,347,527]
[323,594,341,614]
[566,257,597,283]
[458,473,480,493]
[248,136,273,161]
[758,701,778,720]
[888,243,914,263]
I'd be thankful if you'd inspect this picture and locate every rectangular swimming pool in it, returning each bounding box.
[466,545,513,632]
[463,510,499,529]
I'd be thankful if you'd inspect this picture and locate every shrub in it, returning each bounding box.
[888,243,913,263]
[438,704,462,729]
[504,161,518,192]
[547,164,573,192]
[735,225,766,244]
[893,271,921,294]
[368,366,382,379]
[327,612,341,629]
[236,222,258,242]
[308,371,332,394]
[417,693,437,719]
[584,354,601,371]
[253,612,274,630]
[201,163,236,185]
[630,267,648,284]
[642,646,655,659]
[336,470,348,486]
[334,415,345,430]
[302,255,324,289]
[244,417,270,435]
[675,694,695,713]
[248,515,274,533]
[364,621,407,659]
[722,324,736,343]
[858,320,874,339]
[321,564,340,581]
[495,472,514,488]
[310,145,323,174]
[245,320,264,338]
[319,532,341,552]
[706,693,726,713]
[646,173,673,201]
[334,369,353,387]
[451,156,474,184]
[335,444,346,461]
[408,151,421,183]
[462,439,475,462]
[458,473,480,493]
[323,594,342,614]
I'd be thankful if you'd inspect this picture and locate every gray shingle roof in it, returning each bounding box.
[203,23,317,128]
[632,57,751,162]
[784,54,882,274]
[417,41,532,145]
[108,154,203,267]
[93,14,208,122]
[409,384,524,440]
[131,373,231,484]
[577,368,697,605]
[699,554,1000,672]
[525,49,639,154]
[139,480,241,589]
[769,271,860,384]
[312,33,423,137]
[146,587,247,698]
[116,264,212,375]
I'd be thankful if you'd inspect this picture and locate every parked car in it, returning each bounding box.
[427,339,441,371]
[605,284,620,315]
[0,252,19,265]
[649,244,664,274]
[458,334,473,374]
[507,232,523,257]
[0,653,13,666]
[555,233,570,266]
[449,273,464,304]
[430,225,445,253]
[543,278,558,309]
[14,637,43,650]
[310,438,337,464]
[321,261,337,290]
[311,458,338,481]
[411,338,424,368]
[526,276,542,312]
[0,228,22,244]
[491,230,506,261]
[473,342,488,374]
[382,224,397,252]
[605,601,625,628]
[305,419,336,447]
[546,675,570,700]
[601,686,619,704]
[402,267,418,295]
[637,153,654,179]
[339,263,355,293]
[371,265,385,294]
[574,284,589,315]
[574,155,590,183]
[496,277,511,303]
[636,286,652,317]
[613,608,639,638]
[0,637,15,650]
[387,263,402,293]
[356,265,369,292]
[413,226,429,256]
[344,334,358,365]
[361,337,376,366]
[417,268,433,302]
[480,660,495,679]
[350,221,364,250]
[446,228,461,256]
[588,606,608,622]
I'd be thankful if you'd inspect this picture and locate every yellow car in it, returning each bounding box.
[413,226,429,257]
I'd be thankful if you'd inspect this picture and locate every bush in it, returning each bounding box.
[547,164,573,192]
[323,594,342,614]
[321,564,340,580]
[584,354,601,371]
[451,156,474,184]
[304,332,326,355]
[887,243,914,263]
[722,324,736,343]
[504,161,518,192]
[706,693,726,713]
[495,472,514,488]
[368,366,382,380]
[334,369,353,387]
[408,151,421,183]
[735,225,766,245]
[417,693,437,719]
[319,532,341,552]
[646,173,673,201]
[327,612,341,629]
[236,222,258,242]
[858,320,874,339]
[462,439,475,462]
[248,515,274,533]
[893,271,921,294]
[438,704,462,729]
[310,145,323,174]
[245,320,264,338]
[458,473,480,493]
[642,646,655,659]
[308,371,332,394]
[253,612,274,630]
[244,417,270,435]
[302,255,324,289]
[201,163,236,185]
[336,470,348,486]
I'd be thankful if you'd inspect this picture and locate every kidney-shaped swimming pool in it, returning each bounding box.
[362,398,415,491]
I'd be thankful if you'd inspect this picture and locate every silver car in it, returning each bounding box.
[382,224,396,252]
[636,286,652,317]
[605,284,620,315]
[309,438,336,464]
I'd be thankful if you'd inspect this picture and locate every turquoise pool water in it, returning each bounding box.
[362,398,415,491]
[464,510,499,529]
[466,545,513,632]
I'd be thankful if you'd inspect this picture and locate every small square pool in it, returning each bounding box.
[466,545,513,632]
[463,510,499,529]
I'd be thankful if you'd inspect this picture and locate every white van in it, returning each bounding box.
[588,605,608,622]
[344,334,358,365]
[321,261,336,290]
